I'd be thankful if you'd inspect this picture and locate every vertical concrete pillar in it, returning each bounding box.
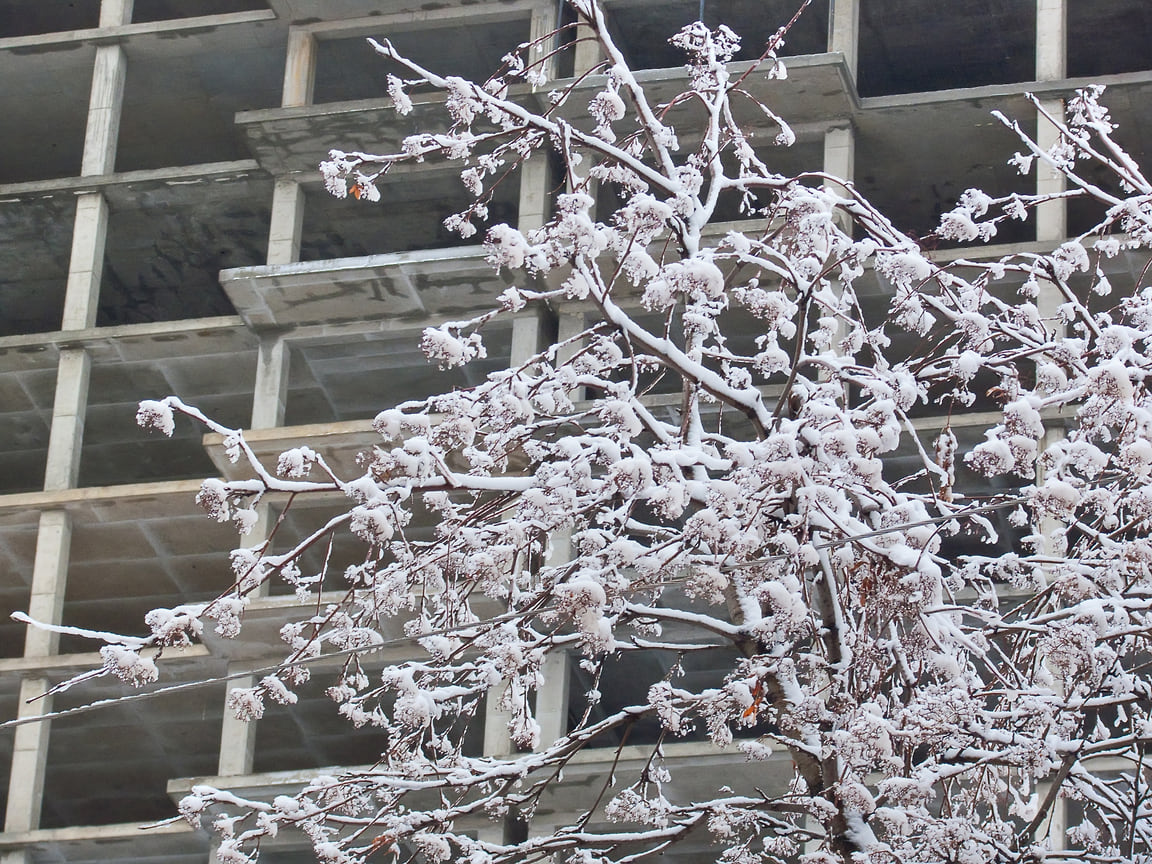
[250,336,290,430]
[556,310,586,404]
[535,650,570,747]
[3,679,54,836]
[81,46,127,177]
[517,154,552,234]
[23,511,72,658]
[510,310,546,367]
[99,0,133,27]
[529,0,559,83]
[1035,0,1067,247]
[823,124,855,234]
[282,29,317,108]
[6,7,132,856]
[828,0,860,81]
[1034,98,1067,248]
[1035,0,1066,83]
[3,515,73,844]
[267,180,307,267]
[573,19,601,75]
[483,683,515,758]
[1034,7,1068,843]
[60,195,110,332]
[42,351,92,492]
[217,672,260,776]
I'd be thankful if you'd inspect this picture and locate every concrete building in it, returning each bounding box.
[0,0,1150,862]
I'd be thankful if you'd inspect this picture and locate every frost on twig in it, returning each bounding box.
[20,4,1152,864]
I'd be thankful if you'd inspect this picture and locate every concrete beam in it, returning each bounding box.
[0,10,276,52]
[0,820,192,846]
[0,160,262,202]
[0,645,210,677]
[301,1,538,39]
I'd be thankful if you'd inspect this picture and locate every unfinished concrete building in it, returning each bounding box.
[1,0,1150,862]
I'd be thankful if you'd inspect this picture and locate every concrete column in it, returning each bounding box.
[573,19,601,75]
[217,672,260,776]
[282,29,317,108]
[556,309,586,404]
[510,310,547,367]
[1035,98,1067,246]
[535,651,570,746]
[3,510,72,844]
[828,0,860,81]
[250,336,290,430]
[3,679,54,835]
[1035,0,1066,82]
[81,46,127,177]
[4,11,132,855]
[60,194,110,332]
[217,336,291,778]
[267,179,307,266]
[823,124,855,234]
[1035,0,1066,248]
[42,351,91,492]
[528,0,559,83]
[517,154,552,234]
[23,511,73,658]
[483,683,515,757]
[99,0,133,27]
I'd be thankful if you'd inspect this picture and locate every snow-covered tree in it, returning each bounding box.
[28,2,1152,862]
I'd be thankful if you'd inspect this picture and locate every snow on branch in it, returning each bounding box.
[19,5,1152,864]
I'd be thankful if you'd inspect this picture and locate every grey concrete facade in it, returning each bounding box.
[1,1,1151,862]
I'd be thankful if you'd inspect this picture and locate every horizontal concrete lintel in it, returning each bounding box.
[221,245,490,283]
[0,317,247,353]
[0,479,206,516]
[166,739,768,798]
[0,317,253,375]
[0,160,264,201]
[0,10,278,54]
[859,68,1152,111]
[302,0,540,39]
[0,819,193,848]
[0,644,211,677]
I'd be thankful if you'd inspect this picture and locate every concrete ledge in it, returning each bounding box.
[0,645,212,677]
[0,317,252,372]
[220,246,508,329]
[0,160,265,202]
[0,479,206,516]
[0,10,278,53]
[0,819,195,846]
